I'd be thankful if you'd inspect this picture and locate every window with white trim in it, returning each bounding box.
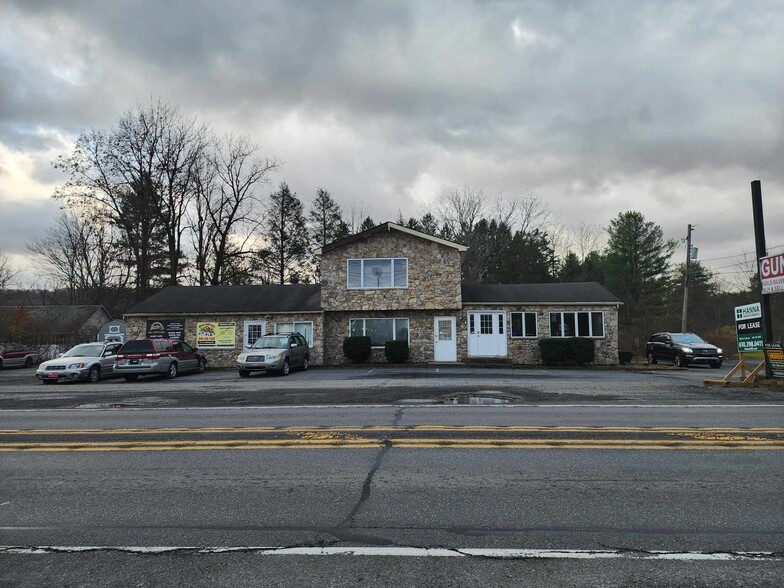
[510,312,537,338]
[275,321,314,346]
[549,311,604,338]
[349,318,409,347]
[347,258,408,289]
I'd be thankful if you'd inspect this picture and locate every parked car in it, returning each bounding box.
[236,333,309,377]
[0,342,38,369]
[646,332,723,368]
[36,341,123,384]
[114,339,206,381]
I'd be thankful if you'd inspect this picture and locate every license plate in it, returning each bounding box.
[47,372,58,378]
[129,359,140,365]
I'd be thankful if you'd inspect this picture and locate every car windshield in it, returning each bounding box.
[253,336,289,349]
[62,344,104,357]
[671,333,706,344]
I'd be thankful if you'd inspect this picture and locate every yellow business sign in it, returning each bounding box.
[196,322,236,349]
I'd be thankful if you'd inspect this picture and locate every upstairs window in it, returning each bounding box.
[347,258,408,289]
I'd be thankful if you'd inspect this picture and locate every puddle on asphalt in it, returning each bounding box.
[445,394,513,405]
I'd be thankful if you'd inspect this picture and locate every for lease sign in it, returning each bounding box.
[735,303,763,352]
[760,253,784,294]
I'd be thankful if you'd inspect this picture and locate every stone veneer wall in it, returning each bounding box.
[125,313,324,368]
[320,230,463,312]
[460,305,619,365]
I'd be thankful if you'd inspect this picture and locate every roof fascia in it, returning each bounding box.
[387,223,468,251]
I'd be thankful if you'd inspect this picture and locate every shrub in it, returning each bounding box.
[539,338,596,366]
[343,336,372,363]
[384,340,409,363]
[618,351,633,365]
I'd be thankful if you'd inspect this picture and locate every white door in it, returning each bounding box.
[467,312,507,357]
[433,317,457,362]
[243,320,267,350]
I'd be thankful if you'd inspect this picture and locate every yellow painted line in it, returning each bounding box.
[3,426,784,436]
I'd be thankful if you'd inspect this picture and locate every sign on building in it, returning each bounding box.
[197,321,236,349]
[759,252,784,295]
[146,320,185,340]
[735,303,764,352]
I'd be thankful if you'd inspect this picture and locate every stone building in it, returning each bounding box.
[124,222,621,367]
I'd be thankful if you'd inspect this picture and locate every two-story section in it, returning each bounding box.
[317,222,467,364]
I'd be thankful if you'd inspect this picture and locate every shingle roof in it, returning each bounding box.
[125,285,322,315]
[0,305,108,334]
[317,222,468,254]
[461,282,621,304]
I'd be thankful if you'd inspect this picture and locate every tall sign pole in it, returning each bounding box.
[681,224,693,332]
[751,180,773,378]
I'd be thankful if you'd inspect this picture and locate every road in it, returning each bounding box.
[2,402,783,586]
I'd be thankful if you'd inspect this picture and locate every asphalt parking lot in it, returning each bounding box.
[0,361,781,409]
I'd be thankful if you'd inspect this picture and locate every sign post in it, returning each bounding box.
[705,303,766,386]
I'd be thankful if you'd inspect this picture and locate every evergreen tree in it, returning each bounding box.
[359,216,375,232]
[308,188,348,249]
[558,251,583,282]
[500,229,555,284]
[262,183,309,284]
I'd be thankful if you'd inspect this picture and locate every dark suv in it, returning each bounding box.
[646,332,723,368]
[114,339,207,381]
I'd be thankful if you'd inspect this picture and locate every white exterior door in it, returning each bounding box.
[433,316,457,362]
[243,320,267,350]
[467,312,507,357]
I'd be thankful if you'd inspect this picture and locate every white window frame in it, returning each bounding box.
[510,312,538,338]
[346,258,408,289]
[274,321,314,346]
[348,318,410,348]
[549,311,605,338]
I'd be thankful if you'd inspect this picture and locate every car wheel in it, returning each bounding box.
[124,375,138,382]
[0,359,4,370]
[673,355,683,367]
[167,362,178,380]
[302,356,309,371]
[281,359,290,376]
[24,357,33,368]
[87,365,101,383]
[197,358,206,374]
[646,351,657,365]
[238,370,250,378]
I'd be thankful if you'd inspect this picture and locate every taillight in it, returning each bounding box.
[146,353,161,359]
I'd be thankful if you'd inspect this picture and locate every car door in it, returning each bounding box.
[179,342,198,372]
[661,335,674,362]
[8,344,24,367]
[101,344,120,373]
[289,336,303,367]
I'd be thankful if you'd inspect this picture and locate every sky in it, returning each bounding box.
[1,0,783,290]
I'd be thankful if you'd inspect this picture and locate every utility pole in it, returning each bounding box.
[751,180,773,378]
[681,224,693,332]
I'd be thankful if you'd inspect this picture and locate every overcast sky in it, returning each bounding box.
[1,0,783,289]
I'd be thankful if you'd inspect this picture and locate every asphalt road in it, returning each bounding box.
[2,403,783,586]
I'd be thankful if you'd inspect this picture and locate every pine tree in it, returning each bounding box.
[263,183,309,284]
[309,189,348,249]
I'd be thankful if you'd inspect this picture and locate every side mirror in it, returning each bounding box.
[290,343,298,348]
[246,345,252,349]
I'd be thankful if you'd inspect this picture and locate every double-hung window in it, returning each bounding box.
[549,311,604,338]
[510,312,537,338]
[349,318,409,347]
[347,258,408,289]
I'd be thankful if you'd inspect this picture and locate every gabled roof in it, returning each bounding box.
[125,285,322,315]
[316,222,468,254]
[0,305,110,334]
[461,283,621,304]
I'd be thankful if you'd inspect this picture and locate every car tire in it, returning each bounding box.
[0,359,4,370]
[711,361,723,369]
[42,379,55,385]
[646,351,657,365]
[24,357,33,368]
[302,356,309,371]
[124,375,138,382]
[197,358,206,374]
[238,370,250,378]
[87,365,101,383]
[167,362,178,380]
[281,359,290,376]
[673,355,684,367]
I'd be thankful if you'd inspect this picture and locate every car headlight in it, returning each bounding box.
[680,347,693,354]
[266,353,281,360]
[716,348,722,355]
[68,362,86,369]
[238,354,247,362]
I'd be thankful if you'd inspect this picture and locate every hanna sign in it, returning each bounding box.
[735,303,763,352]
[759,252,784,295]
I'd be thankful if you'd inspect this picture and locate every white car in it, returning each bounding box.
[36,342,123,384]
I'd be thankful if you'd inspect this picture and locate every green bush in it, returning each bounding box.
[618,351,633,365]
[384,340,409,363]
[343,336,372,363]
[539,338,595,366]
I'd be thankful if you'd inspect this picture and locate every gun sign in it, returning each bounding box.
[759,252,784,294]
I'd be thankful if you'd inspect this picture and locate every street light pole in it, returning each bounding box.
[681,224,693,332]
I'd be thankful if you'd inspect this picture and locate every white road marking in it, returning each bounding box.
[0,546,780,561]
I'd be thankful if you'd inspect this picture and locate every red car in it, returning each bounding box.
[113,339,207,381]
[0,342,38,369]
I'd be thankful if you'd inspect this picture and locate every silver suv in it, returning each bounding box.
[237,333,309,377]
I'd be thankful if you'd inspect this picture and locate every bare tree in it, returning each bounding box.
[573,222,604,262]
[0,250,16,289]
[190,135,279,285]
[433,186,487,239]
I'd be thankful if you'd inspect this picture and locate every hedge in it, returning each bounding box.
[343,336,372,363]
[618,351,633,365]
[538,338,595,366]
[384,340,409,363]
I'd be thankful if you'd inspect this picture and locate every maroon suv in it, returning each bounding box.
[114,339,207,381]
[0,342,38,369]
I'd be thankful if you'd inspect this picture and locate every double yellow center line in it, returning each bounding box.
[1,426,783,452]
